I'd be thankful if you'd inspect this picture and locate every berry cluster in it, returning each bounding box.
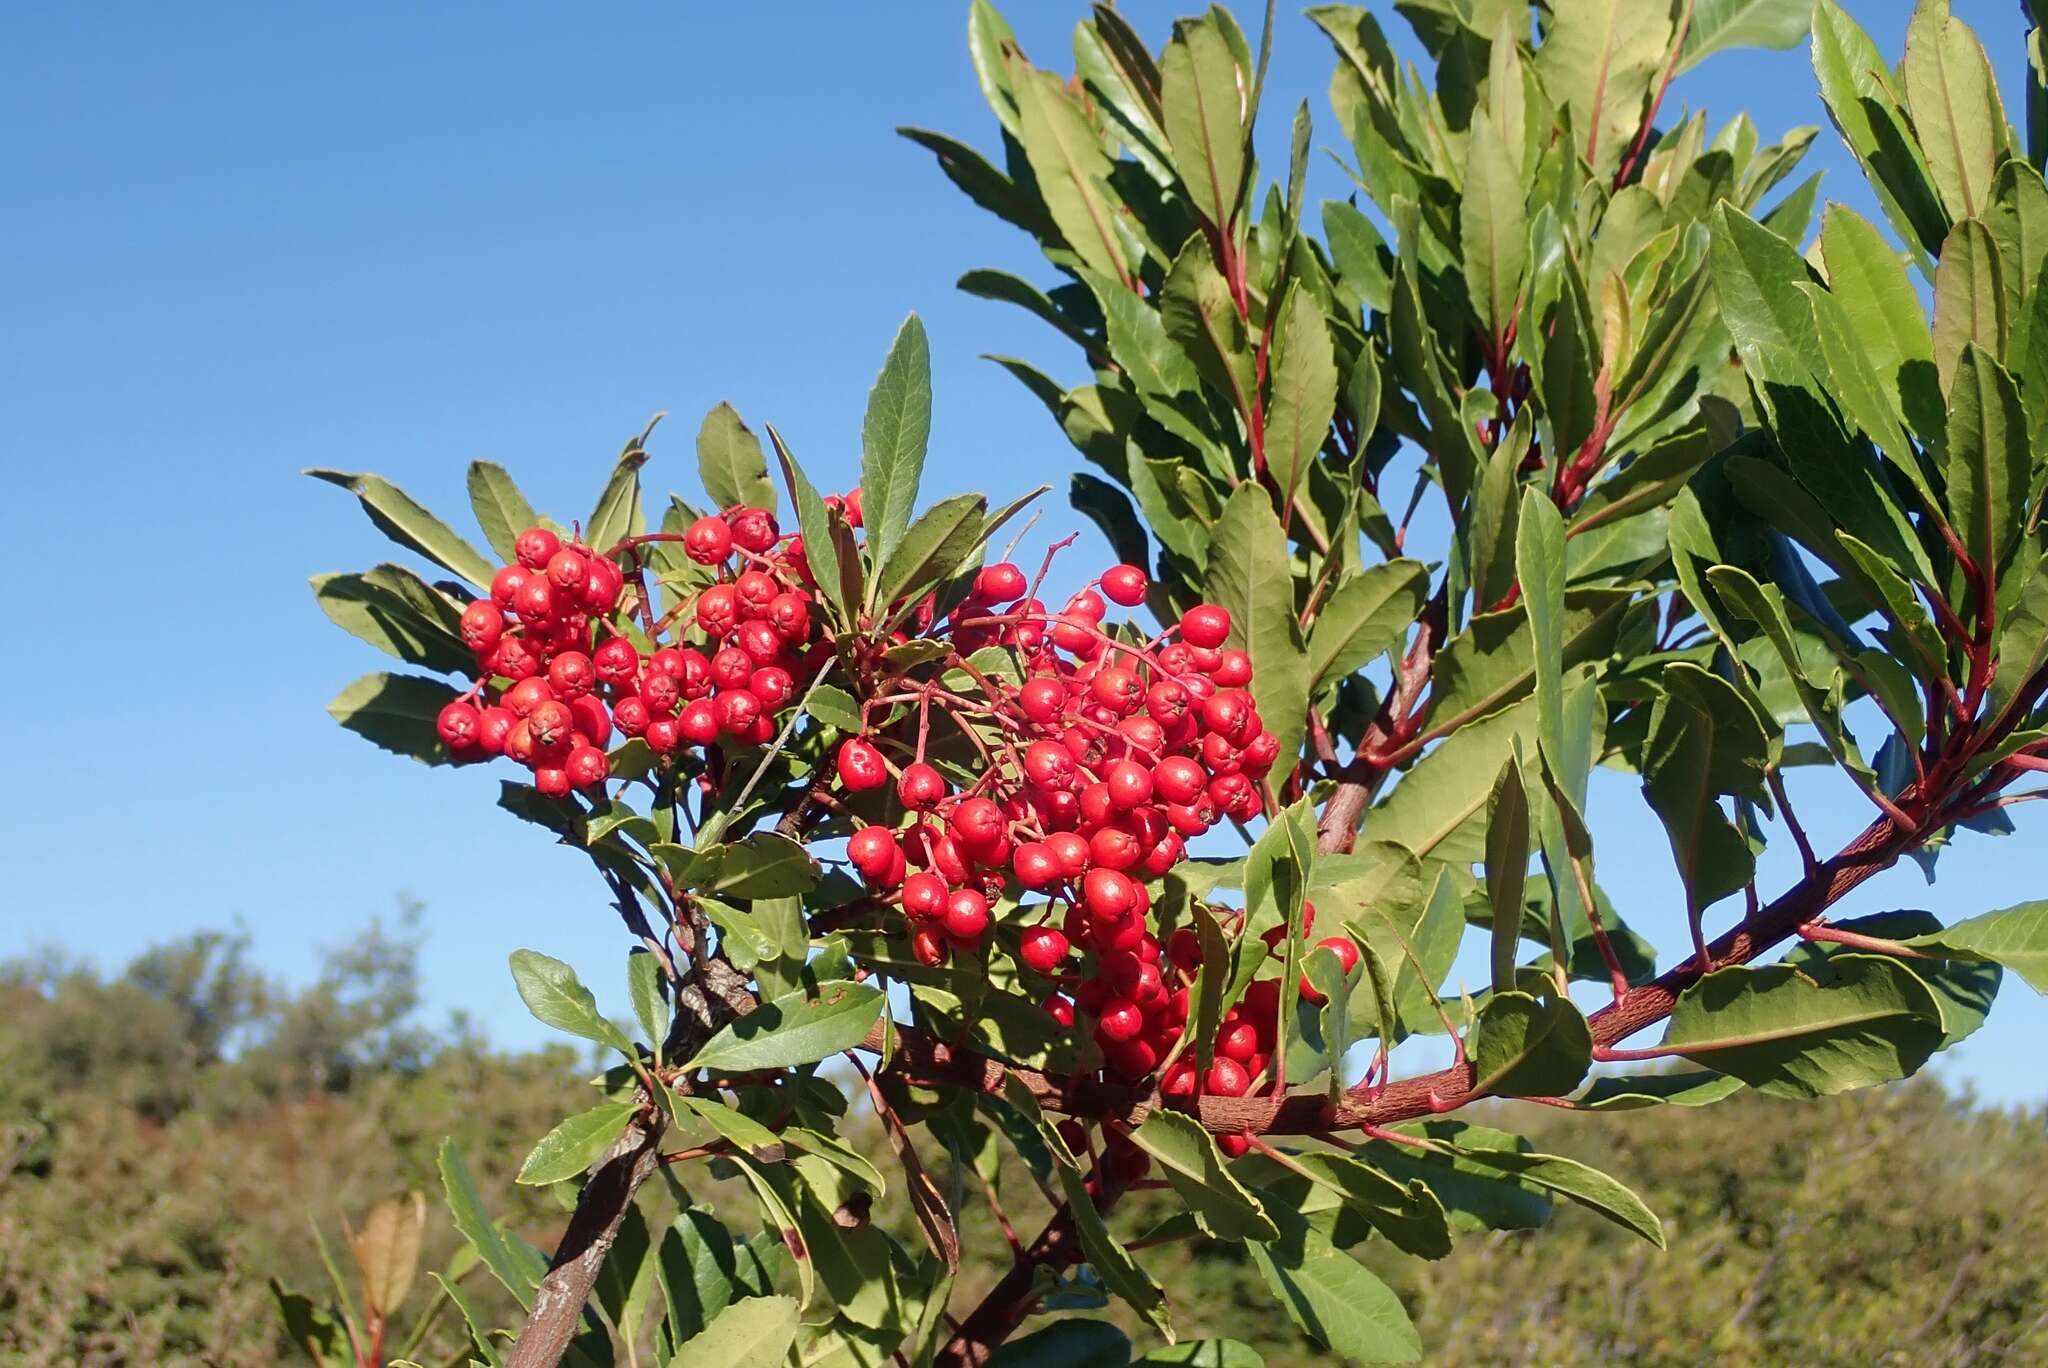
[433,507,821,795]
[835,559,1346,1141]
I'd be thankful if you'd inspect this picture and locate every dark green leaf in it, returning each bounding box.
[1127,1110,1277,1241]
[990,1319,1131,1368]
[1945,343,2030,577]
[312,566,470,674]
[1161,12,1248,232]
[326,672,460,765]
[1204,486,1310,780]
[466,460,540,563]
[1246,1200,1421,1364]
[437,1140,536,1308]
[1467,990,1591,1098]
[308,469,498,588]
[1266,285,1339,503]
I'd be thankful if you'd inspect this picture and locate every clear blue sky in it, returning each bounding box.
[5,2,2041,1104]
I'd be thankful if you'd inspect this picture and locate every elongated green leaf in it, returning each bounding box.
[327,672,461,765]
[1467,990,1591,1098]
[1135,1340,1266,1368]
[1204,486,1310,781]
[508,950,636,1057]
[466,460,540,563]
[1308,558,1425,690]
[1462,108,1525,346]
[1902,901,2048,992]
[1128,1110,1277,1242]
[1902,0,2005,223]
[1574,1070,1748,1110]
[312,567,470,675]
[672,1294,799,1367]
[1485,760,1530,993]
[1677,0,1813,74]
[308,469,498,588]
[1011,64,1135,285]
[516,1101,637,1185]
[1246,1202,1420,1364]
[1661,953,1947,1097]
[1933,219,2005,394]
[660,1210,738,1346]
[586,445,648,554]
[1945,343,2030,576]
[768,426,849,625]
[1369,695,1540,862]
[1818,205,1943,442]
[1421,1127,1665,1247]
[627,950,669,1056]
[1265,285,1339,502]
[437,1140,536,1308]
[1287,1152,1452,1260]
[1161,12,1247,232]
[1162,236,1257,424]
[697,402,777,515]
[1534,0,1673,180]
[991,1319,1132,1368]
[1640,661,1770,913]
[1424,590,1629,742]
[860,314,934,570]
[682,981,883,1073]
[1515,487,1567,773]
[1354,1125,1553,1234]
[876,492,987,616]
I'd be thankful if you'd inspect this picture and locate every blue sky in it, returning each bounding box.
[5,2,2042,1104]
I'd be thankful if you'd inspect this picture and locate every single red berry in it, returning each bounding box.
[766,591,811,642]
[1082,867,1138,922]
[750,666,795,710]
[1162,1060,1198,1098]
[638,671,680,715]
[734,569,779,617]
[1043,993,1075,1027]
[975,562,1028,602]
[1046,831,1091,879]
[695,584,739,638]
[1104,1037,1158,1082]
[504,677,554,717]
[1217,1021,1260,1062]
[612,695,650,737]
[1022,739,1074,791]
[1090,666,1143,716]
[911,925,946,966]
[897,762,947,810]
[514,526,560,570]
[1066,588,1107,622]
[458,600,505,652]
[677,698,720,745]
[736,620,783,664]
[1299,934,1361,1003]
[565,744,608,788]
[1211,648,1253,686]
[1200,690,1257,745]
[1153,755,1206,805]
[592,637,639,686]
[512,576,556,624]
[1104,758,1154,810]
[436,700,481,749]
[1100,563,1148,607]
[1218,1134,1250,1158]
[674,649,714,699]
[474,705,515,755]
[949,797,1007,854]
[579,556,623,613]
[568,694,611,748]
[529,699,576,752]
[1241,730,1282,775]
[490,564,528,610]
[1180,603,1232,649]
[942,888,990,942]
[714,689,760,735]
[1017,675,1065,723]
[684,514,734,565]
[902,871,948,920]
[836,738,887,791]
[644,715,682,754]
[533,765,572,797]
[730,506,780,553]
[547,651,595,700]
[1018,925,1069,973]
[1205,1056,1251,1097]
[1141,830,1185,878]
[1097,998,1144,1042]
[1012,841,1063,890]
[1088,823,1142,872]
[710,646,753,690]
[843,486,865,529]
[545,549,588,595]
[848,825,900,880]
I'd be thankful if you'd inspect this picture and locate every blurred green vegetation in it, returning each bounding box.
[3,920,2043,1366]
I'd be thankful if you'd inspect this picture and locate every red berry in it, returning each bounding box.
[436,700,481,749]
[684,515,734,565]
[848,826,900,880]
[1100,563,1148,606]
[565,744,608,788]
[844,487,865,529]
[976,562,1028,602]
[1082,867,1138,922]
[1018,925,1069,973]
[1088,823,1142,871]
[1205,1056,1251,1097]
[943,888,990,942]
[1043,993,1076,1027]
[715,689,761,735]
[902,872,948,920]
[474,705,515,755]
[1018,676,1065,722]
[1153,755,1206,805]
[612,696,650,737]
[1212,648,1253,686]
[490,564,528,609]
[750,666,795,710]
[1067,588,1107,622]
[1013,841,1063,890]
[695,584,739,638]
[1201,690,1257,745]
[638,672,681,714]
[568,694,611,747]
[766,591,811,642]
[1022,740,1074,791]
[1180,603,1232,649]
[1241,730,1282,775]
[534,765,572,797]
[1218,1134,1251,1158]
[1046,831,1091,878]
[677,699,720,745]
[547,651,595,700]
[528,700,575,752]
[911,925,947,966]
[504,677,553,717]
[734,569,779,617]
[949,797,1007,854]
[514,526,560,570]
[836,737,888,791]
[644,716,682,754]
[1097,998,1144,1042]
[458,600,505,652]
[710,646,753,690]
[730,506,780,553]
[1217,1021,1260,1062]
[1299,935,1361,1003]
[1104,758,1154,810]
[1104,1037,1158,1081]
[580,556,623,613]
[897,762,947,810]
[736,620,783,664]
[592,637,640,686]
[545,549,588,594]
[512,576,556,624]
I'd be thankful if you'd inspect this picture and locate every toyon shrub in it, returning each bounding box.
[296,2,2048,1366]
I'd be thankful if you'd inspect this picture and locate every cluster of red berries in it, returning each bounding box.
[432,508,821,795]
[834,558,1349,1139]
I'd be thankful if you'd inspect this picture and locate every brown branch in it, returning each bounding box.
[930,1204,1084,1368]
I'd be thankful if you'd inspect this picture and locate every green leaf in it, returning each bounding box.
[326,672,460,765]
[1425,590,1630,742]
[1203,486,1310,782]
[1353,1126,1552,1234]
[1461,108,1525,346]
[682,981,883,1073]
[694,832,820,900]
[1677,0,1813,74]
[1902,0,2006,224]
[466,460,540,563]
[627,950,669,1056]
[312,567,470,675]
[1933,219,2005,394]
[1417,1127,1665,1248]
[1515,487,1568,777]
[876,492,987,616]
[307,469,498,588]
[860,314,934,571]
[671,1294,799,1367]
[1308,558,1426,692]
[1661,953,1948,1098]
[585,444,648,555]
[1817,205,1943,444]
[1485,760,1530,993]
[1011,64,1135,286]
[1534,0,1673,181]
[1901,901,2048,992]
[805,684,863,732]
[1640,661,1771,914]
[1135,1341,1266,1367]
[1945,343,2030,576]
[660,1211,738,1346]
[1574,1071,1749,1110]
[1787,911,2000,1048]
[696,402,777,515]
[508,950,636,1056]
[1161,12,1247,232]
[1265,285,1339,503]
[1246,1201,1420,1364]
[1127,1110,1278,1242]
[1162,235,1256,425]
[1368,695,1540,862]
[768,425,848,624]
[1811,0,1950,262]
[1286,1152,1453,1260]
[437,1140,536,1308]
[991,1319,1131,1368]
[1467,990,1591,1098]
[516,1101,637,1185]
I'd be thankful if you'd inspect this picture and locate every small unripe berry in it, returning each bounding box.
[1180,603,1232,649]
